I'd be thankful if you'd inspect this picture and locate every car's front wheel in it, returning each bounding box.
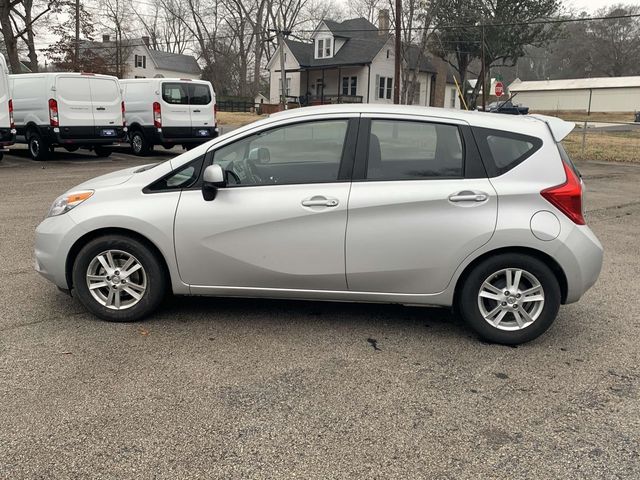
[458,253,561,345]
[72,235,167,322]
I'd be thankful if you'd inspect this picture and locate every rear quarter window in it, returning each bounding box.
[473,127,542,177]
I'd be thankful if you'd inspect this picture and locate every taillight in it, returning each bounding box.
[153,101,161,128]
[121,101,126,126]
[541,161,585,225]
[8,99,14,129]
[48,98,59,127]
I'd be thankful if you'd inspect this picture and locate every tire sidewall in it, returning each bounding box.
[28,132,48,161]
[131,131,147,156]
[72,236,167,322]
[459,253,561,345]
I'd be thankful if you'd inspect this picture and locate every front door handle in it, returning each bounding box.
[302,196,339,207]
[448,191,488,202]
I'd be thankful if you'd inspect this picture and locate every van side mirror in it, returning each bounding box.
[202,164,226,201]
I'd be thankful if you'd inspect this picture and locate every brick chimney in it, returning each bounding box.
[378,9,389,35]
[142,36,150,47]
[430,56,450,108]
[102,34,110,43]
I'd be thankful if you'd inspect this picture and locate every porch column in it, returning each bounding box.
[321,69,325,104]
[338,67,341,103]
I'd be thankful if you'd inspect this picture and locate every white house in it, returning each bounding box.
[266,11,460,109]
[509,76,640,112]
[80,35,201,79]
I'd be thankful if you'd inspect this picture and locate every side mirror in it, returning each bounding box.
[202,164,226,201]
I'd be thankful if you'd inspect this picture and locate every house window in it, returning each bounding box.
[316,37,333,58]
[278,77,291,96]
[450,88,457,108]
[378,76,393,100]
[386,49,390,59]
[134,54,146,68]
[342,76,357,96]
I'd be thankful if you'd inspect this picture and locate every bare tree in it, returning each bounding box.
[0,0,56,73]
[101,0,134,77]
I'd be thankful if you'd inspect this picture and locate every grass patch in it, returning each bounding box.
[217,111,265,126]
[563,130,640,163]
[532,110,637,124]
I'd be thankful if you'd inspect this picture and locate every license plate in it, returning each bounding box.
[101,129,116,136]
[197,129,210,137]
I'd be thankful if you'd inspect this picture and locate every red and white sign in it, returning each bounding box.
[495,81,504,97]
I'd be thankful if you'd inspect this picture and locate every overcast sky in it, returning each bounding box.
[566,0,640,12]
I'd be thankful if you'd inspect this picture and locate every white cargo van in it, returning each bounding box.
[121,78,217,156]
[10,72,126,160]
[0,55,15,160]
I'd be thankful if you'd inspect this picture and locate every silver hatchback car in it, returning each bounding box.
[35,105,603,344]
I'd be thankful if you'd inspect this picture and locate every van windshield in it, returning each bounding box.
[162,82,211,105]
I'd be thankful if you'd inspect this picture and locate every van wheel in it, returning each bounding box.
[131,130,150,156]
[457,253,561,345]
[162,143,174,150]
[28,131,50,161]
[64,146,80,152]
[72,235,167,322]
[94,146,112,157]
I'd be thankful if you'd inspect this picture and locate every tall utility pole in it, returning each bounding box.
[273,28,291,110]
[481,22,486,111]
[74,0,80,70]
[393,0,402,104]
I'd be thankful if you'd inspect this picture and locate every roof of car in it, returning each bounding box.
[267,104,560,134]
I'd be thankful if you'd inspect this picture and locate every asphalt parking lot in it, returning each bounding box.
[1,145,639,479]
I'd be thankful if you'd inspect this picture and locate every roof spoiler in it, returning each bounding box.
[530,114,575,142]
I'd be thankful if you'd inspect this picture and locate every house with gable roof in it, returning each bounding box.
[266,10,461,109]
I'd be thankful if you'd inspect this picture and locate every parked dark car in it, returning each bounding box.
[486,101,529,115]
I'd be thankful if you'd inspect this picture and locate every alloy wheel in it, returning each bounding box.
[86,249,147,310]
[477,268,545,331]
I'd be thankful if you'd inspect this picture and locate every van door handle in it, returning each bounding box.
[96,107,106,111]
[302,196,339,207]
[448,191,488,202]
[193,109,201,113]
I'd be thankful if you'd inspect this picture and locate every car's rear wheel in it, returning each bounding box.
[131,130,150,156]
[94,146,112,157]
[458,254,561,345]
[27,130,49,161]
[72,235,167,322]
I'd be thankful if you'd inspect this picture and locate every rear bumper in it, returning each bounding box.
[557,225,603,304]
[18,125,127,146]
[141,125,219,145]
[0,127,15,147]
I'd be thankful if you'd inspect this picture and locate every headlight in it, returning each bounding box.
[47,190,94,217]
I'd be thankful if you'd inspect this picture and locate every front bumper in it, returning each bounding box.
[34,213,83,290]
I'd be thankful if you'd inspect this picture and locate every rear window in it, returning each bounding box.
[473,127,542,177]
[189,84,212,105]
[162,83,189,104]
[162,82,212,105]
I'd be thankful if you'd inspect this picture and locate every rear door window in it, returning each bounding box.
[162,83,189,104]
[366,119,464,180]
[189,84,212,105]
[473,127,542,176]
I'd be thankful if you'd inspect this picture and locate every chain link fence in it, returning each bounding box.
[562,120,640,164]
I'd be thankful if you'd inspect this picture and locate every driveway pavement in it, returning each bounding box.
[0,149,638,479]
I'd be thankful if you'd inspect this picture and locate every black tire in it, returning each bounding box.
[457,253,561,345]
[27,130,50,161]
[162,143,174,150]
[130,130,151,156]
[72,235,167,322]
[64,146,80,152]
[94,145,112,157]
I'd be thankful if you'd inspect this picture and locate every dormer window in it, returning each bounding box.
[316,37,333,59]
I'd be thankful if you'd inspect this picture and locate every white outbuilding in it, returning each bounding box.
[508,76,640,112]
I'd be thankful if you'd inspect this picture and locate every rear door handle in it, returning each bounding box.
[448,191,488,202]
[96,107,106,111]
[193,109,201,113]
[302,196,339,207]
